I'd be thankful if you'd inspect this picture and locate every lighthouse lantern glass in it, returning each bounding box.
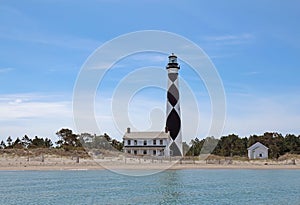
[169,56,177,63]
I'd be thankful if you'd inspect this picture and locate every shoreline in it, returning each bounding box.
[1,159,300,171]
[1,165,300,171]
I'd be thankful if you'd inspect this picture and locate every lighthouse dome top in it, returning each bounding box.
[166,53,180,70]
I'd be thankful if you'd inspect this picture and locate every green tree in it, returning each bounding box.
[248,135,259,148]
[0,140,6,149]
[79,133,94,148]
[182,142,190,156]
[211,134,249,157]
[44,138,53,148]
[56,128,81,149]
[12,137,23,149]
[186,138,204,156]
[111,139,123,151]
[31,136,44,148]
[103,133,111,142]
[6,136,12,147]
[28,136,52,148]
[284,134,300,154]
[92,135,111,149]
[184,132,300,158]
[21,135,31,148]
[202,137,219,155]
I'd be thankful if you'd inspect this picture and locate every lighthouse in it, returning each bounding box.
[166,53,183,156]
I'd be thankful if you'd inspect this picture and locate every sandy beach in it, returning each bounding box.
[1,155,300,171]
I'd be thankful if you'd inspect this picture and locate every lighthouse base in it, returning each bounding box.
[169,142,182,156]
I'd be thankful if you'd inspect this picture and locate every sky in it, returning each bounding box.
[1,0,300,143]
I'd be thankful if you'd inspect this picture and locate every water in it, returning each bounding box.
[0,169,299,205]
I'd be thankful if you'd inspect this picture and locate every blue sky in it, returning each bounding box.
[1,0,300,142]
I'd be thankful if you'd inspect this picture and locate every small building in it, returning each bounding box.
[123,128,171,157]
[247,142,269,159]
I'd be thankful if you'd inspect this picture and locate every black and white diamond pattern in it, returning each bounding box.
[166,71,183,156]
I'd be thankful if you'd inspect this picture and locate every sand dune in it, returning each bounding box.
[0,155,299,171]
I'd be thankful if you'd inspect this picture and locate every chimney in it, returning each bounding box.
[165,126,169,133]
[127,127,131,133]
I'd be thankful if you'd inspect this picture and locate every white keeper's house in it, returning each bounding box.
[123,128,171,157]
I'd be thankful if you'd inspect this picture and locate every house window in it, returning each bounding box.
[127,140,131,145]
[153,140,156,145]
[143,150,147,155]
[134,150,137,155]
[144,140,147,145]
[134,140,137,145]
[153,150,156,155]
[259,153,263,157]
[160,140,163,145]
[127,150,131,154]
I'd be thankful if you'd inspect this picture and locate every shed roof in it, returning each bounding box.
[123,131,170,139]
[247,142,269,150]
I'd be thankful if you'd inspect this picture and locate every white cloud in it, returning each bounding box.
[130,53,166,63]
[205,33,254,41]
[242,71,261,76]
[1,101,71,119]
[202,33,255,47]
[2,88,299,146]
[8,98,23,105]
[86,62,126,70]
[0,68,14,73]
[223,93,300,137]
[32,34,101,51]
[84,52,167,71]
[0,93,73,141]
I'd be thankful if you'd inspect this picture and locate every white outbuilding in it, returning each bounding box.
[247,142,269,159]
